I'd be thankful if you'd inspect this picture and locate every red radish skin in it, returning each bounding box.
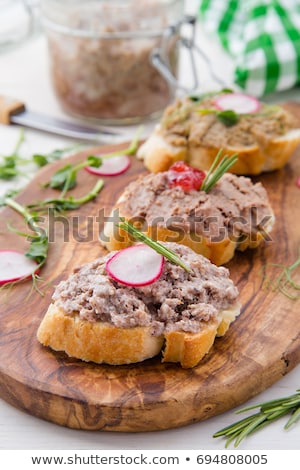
[0,250,38,285]
[85,154,131,176]
[214,93,260,114]
[106,244,165,287]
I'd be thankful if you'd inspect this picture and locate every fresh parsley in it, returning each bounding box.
[2,197,49,281]
[44,155,102,197]
[28,179,104,213]
[216,109,240,126]
[0,130,86,180]
[198,108,240,126]
[32,144,85,168]
[0,128,26,179]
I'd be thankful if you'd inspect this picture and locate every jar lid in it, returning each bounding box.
[41,0,184,39]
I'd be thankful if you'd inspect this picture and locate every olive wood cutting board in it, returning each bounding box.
[0,102,300,432]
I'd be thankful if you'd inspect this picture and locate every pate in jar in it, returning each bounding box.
[41,0,184,124]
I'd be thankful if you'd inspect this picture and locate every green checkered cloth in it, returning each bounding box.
[198,0,300,97]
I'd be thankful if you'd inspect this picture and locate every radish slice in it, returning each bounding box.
[0,250,38,285]
[214,93,260,114]
[106,244,164,287]
[85,154,131,176]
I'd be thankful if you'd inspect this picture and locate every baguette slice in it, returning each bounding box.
[101,171,275,266]
[37,303,240,369]
[163,305,238,368]
[37,243,240,368]
[37,304,164,365]
[138,126,300,175]
[137,131,188,173]
[101,210,272,266]
[137,91,300,176]
[101,209,239,266]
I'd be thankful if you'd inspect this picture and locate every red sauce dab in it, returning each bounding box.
[297,176,300,188]
[167,161,205,191]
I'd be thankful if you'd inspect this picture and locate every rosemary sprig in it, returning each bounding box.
[263,245,300,300]
[118,218,192,273]
[213,390,300,448]
[200,150,238,193]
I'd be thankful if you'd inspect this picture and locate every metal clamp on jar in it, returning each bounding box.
[151,14,226,95]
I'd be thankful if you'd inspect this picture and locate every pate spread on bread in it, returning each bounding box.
[137,93,300,175]
[37,243,240,368]
[101,169,274,266]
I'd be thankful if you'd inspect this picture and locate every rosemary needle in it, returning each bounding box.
[213,390,300,448]
[263,244,300,300]
[118,219,192,273]
[200,150,238,193]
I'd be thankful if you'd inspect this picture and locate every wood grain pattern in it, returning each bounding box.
[0,103,300,432]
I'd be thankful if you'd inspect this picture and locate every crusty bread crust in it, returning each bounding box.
[37,304,164,365]
[37,302,240,368]
[137,128,300,175]
[162,322,218,368]
[137,132,187,173]
[101,208,274,266]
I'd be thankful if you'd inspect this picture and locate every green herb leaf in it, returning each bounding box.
[0,189,20,206]
[0,167,20,179]
[213,389,300,448]
[32,154,49,167]
[216,109,240,126]
[86,155,102,167]
[189,94,206,102]
[0,132,85,179]
[0,128,26,180]
[28,179,104,213]
[25,234,49,266]
[44,156,102,197]
[2,197,49,282]
[200,150,238,193]
[32,143,85,167]
[118,218,192,273]
[197,106,240,127]
[46,163,75,190]
[219,88,234,94]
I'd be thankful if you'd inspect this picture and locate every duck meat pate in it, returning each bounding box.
[52,243,239,336]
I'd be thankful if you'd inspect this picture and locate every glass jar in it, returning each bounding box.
[41,0,184,124]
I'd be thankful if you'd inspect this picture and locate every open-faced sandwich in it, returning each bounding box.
[101,156,275,266]
[37,242,240,368]
[137,91,300,175]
